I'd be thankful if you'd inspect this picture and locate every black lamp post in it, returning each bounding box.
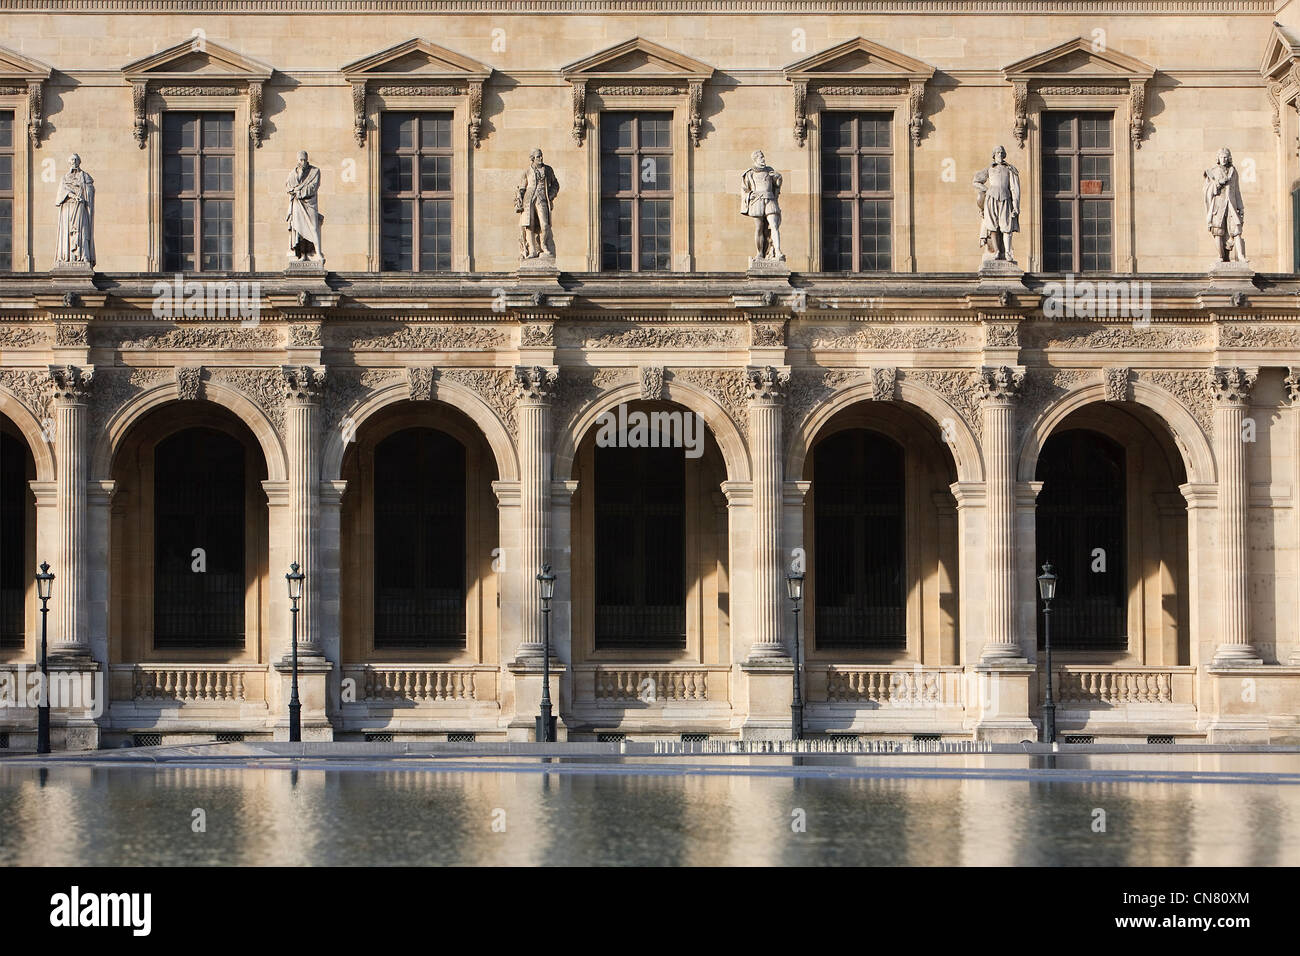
[536,564,556,743]
[1037,562,1058,745]
[286,562,304,743]
[35,561,53,755]
[786,569,805,741]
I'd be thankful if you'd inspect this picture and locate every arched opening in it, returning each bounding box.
[0,422,35,654]
[339,401,498,664]
[570,399,729,664]
[802,402,959,665]
[1033,405,1189,664]
[110,402,270,665]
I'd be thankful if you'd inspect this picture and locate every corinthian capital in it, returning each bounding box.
[514,365,559,402]
[971,365,1025,403]
[747,365,790,403]
[281,365,326,402]
[47,364,93,402]
[1206,366,1258,406]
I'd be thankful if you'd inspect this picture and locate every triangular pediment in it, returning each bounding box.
[785,38,935,82]
[562,38,714,81]
[1261,21,1300,79]
[1004,38,1154,81]
[341,39,492,81]
[122,38,272,82]
[0,43,52,81]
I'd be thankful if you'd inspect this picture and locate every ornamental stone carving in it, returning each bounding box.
[1139,369,1215,439]
[321,367,402,434]
[408,367,435,402]
[282,365,326,402]
[783,368,867,441]
[551,367,637,433]
[971,365,1025,403]
[47,364,93,401]
[54,323,89,347]
[520,322,555,347]
[565,324,744,350]
[872,367,898,402]
[1205,366,1258,405]
[1024,325,1210,350]
[750,319,786,348]
[440,367,519,438]
[1218,325,1300,348]
[899,369,983,442]
[1015,367,1095,448]
[983,323,1020,349]
[0,326,49,348]
[1286,368,1300,407]
[105,325,283,350]
[794,324,973,351]
[338,323,508,351]
[0,369,54,425]
[176,366,203,401]
[88,367,171,433]
[1103,367,1131,403]
[513,365,559,402]
[670,367,750,440]
[640,366,665,401]
[747,365,790,402]
[289,323,323,347]
[207,368,287,436]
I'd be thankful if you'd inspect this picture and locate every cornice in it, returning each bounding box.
[0,0,1274,11]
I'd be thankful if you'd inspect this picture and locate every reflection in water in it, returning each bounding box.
[0,758,1297,866]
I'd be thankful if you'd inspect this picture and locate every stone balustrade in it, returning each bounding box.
[593,667,711,702]
[1048,667,1188,705]
[823,666,966,707]
[348,666,478,702]
[132,666,249,703]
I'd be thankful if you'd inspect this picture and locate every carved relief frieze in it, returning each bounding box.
[54,323,89,348]
[668,367,750,440]
[438,367,519,438]
[793,324,973,351]
[321,367,402,433]
[782,368,868,442]
[334,323,508,351]
[0,369,54,426]
[900,369,984,443]
[640,365,665,401]
[176,365,203,401]
[561,324,744,350]
[101,325,283,350]
[88,366,171,433]
[408,367,435,402]
[0,326,49,348]
[1014,367,1095,447]
[1024,324,1210,350]
[1218,325,1300,349]
[552,366,637,432]
[208,367,287,435]
[750,319,787,348]
[520,322,555,348]
[983,323,1020,349]
[1102,366,1131,404]
[289,323,323,347]
[1137,369,1215,439]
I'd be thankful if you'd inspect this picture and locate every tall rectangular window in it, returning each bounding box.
[381,112,453,272]
[600,112,672,272]
[0,112,14,272]
[162,112,234,272]
[821,112,892,272]
[1042,111,1114,273]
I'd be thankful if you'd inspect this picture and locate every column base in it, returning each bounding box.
[1211,647,1264,667]
[273,655,334,741]
[740,658,797,739]
[978,642,1027,666]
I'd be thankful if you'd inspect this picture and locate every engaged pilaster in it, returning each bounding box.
[282,365,326,656]
[513,364,558,662]
[1207,366,1261,665]
[745,365,790,660]
[47,364,92,660]
[973,365,1026,663]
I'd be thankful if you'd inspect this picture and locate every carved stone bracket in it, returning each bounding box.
[1205,366,1258,406]
[27,79,44,146]
[570,79,587,145]
[1129,79,1146,148]
[792,80,809,146]
[640,365,665,401]
[408,366,435,402]
[971,365,1025,403]
[47,364,93,402]
[1102,366,1131,403]
[908,80,926,147]
[871,367,898,402]
[688,80,704,147]
[248,79,264,147]
[350,80,367,147]
[513,365,559,403]
[281,364,326,403]
[1012,81,1029,148]
[176,365,203,401]
[132,81,148,149]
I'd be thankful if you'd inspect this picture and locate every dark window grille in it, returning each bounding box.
[0,432,25,648]
[681,733,709,743]
[373,428,466,649]
[0,111,13,271]
[0,732,8,749]
[821,112,893,272]
[1042,112,1114,273]
[1063,735,1095,745]
[594,444,686,649]
[597,732,626,743]
[133,733,163,747]
[600,112,673,272]
[215,733,245,743]
[365,732,394,743]
[153,428,246,650]
[162,112,235,272]
[447,732,476,742]
[1147,735,1174,745]
[380,113,453,272]
[1036,430,1127,651]
[813,430,906,650]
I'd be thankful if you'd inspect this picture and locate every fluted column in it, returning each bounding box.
[746,365,789,659]
[48,364,92,658]
[282,365,326,656]
[513,365,558,661]
[1208,366,1261,665]
[974,366,1025,662]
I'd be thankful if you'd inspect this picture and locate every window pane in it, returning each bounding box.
[822,153,852,193]
[639,199,672,271]
[420,155,450,194]
[1043,114,1073,149]
[202,114,233,149]
[823,114,854,149]
[161,199,196,272]
[0,113,12,150]
[1043,198,1074,273]
[0,156,11,193]
[1080,154,1112,193]
[640,115,671,149]
[641,154,669,192]
[420,116,451,150]
[163,113,196,151]
[1044,155,1073,194]
[859,154,890,194]
[420,198,452,271]
[1080,200,1113,272]
[603,113,634,149]
[202,155,232,194]
[860,115,891,149]
[1080,115,1111,149]
[0,198,11,270]
[201,200,233,271]
[0,433,25,646]
[822,198,854,272]
[381,199,414,271]
[600,198,633,272]
[382,113,414,150]
[859,199,891,271]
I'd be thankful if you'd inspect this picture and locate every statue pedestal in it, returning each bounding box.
[1208,259,1253,278]
[977,256,1023,277]
[517,254,559,277]
[286,257,326,274]
[51,261,94,277]
[747,256,790,277]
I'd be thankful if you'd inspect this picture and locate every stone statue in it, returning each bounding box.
[973,145,1021,263]
[1204,147,1246,263]
[55,154,95,268]
[741,149,783,261]
[286,150,324,261]
[515,148,560,259]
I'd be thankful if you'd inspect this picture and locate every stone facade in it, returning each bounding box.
[1,3,1300,747]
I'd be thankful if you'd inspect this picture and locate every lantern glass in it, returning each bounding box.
[36,562,53,601]
[786,571,804,603]
[286,562,304,602]
[1037,563,1057,603]
[537,564,556,602]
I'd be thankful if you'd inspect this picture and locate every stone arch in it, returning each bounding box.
[554,378,751,483]
[91,380,288,483]
[1017,380,1215,484]
[320,378,519,483]
[0,386,54,481]
[785,378,982,483]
